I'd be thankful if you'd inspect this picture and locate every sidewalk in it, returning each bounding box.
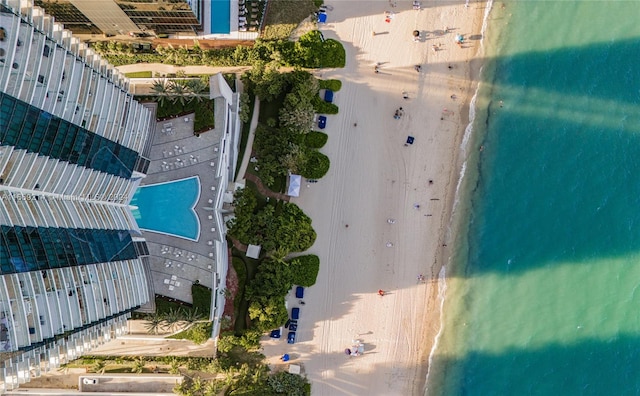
[235,96,260,183]
[116,63,251,75]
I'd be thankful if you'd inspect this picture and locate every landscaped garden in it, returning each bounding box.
[69,352,310,395]
[137,76,215,132]
[261,0,321,39]
[92,30,345,69]
[223,63,339,345]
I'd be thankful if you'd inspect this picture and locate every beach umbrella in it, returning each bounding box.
[413,30,420,37]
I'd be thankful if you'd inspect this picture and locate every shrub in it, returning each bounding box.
[239,93,252,123]
[305,131,328,148]
[124,71,152,78]
[319,79,342,92]
[289,255,320,286]
[312,97,339,114]
[267,372,311,395]
[301,150,330,179]
[318,39,346,68]
[167,322,213,344]
[192,284,212,317]
[293,31,346,68]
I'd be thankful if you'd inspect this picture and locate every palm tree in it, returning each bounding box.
[182,307,204,324]
[169,80,189,105]
[144,314,163,335]
[268,246,289,264]
[169,358,181,375]
[192,377,203,393]
[131,358,145,374]
[151,79,171,106]
[204,380,222,396]
[161,308,182,332]
[92,360,106,374]
[186,78,209,101]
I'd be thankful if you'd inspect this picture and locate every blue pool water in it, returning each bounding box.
[210,0,231,34]
[131,177,201,241]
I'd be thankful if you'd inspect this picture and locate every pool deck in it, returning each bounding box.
[139,112,225,304]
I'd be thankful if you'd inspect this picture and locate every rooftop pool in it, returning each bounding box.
[210,0,231,34]
[131,176,201,241]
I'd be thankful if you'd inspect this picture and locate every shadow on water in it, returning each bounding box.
[430,335,640,396]
[440,35,640,278]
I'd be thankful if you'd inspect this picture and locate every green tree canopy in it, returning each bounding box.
[226,187,258,243]
[288,255,320,287]
[267,371,310,396]
[300,150,330,179]
[247,295,289,331]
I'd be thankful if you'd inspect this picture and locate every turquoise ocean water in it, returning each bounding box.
[430,1,640,395]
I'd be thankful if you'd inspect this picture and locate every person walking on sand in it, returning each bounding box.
[378,289,385,296]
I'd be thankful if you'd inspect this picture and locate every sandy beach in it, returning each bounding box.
[262,1,487,394]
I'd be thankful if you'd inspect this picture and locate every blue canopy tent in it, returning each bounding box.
[318,12,327,23]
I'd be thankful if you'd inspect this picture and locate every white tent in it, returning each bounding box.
[247,244,261,259]
[287,174,302,197]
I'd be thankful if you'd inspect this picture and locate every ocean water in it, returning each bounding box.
[430,1,640,395]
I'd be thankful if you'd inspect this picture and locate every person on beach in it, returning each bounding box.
[403,91,409,99]
[378,289,385,296]
[414,64,422,72]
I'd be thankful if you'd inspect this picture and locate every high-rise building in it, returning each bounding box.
[34,0,203,35]
[0,1,154,391]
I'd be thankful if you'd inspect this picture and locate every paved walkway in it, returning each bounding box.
[117,63,250,75]
[245,173,290,202]
[235,96,260,183]
[140,112,224,304]
[230,238,248,252]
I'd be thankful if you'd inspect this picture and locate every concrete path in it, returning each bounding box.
[235,96,260,183]
[116,63,250,75]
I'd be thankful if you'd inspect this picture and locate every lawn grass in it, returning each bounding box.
[231,256,248,334]
[156,98,215,132]
[124,71,152,78]
[154,295,191,315]
[192,284,212,317]
[262,0,319,39]
[153,284,211,317]
[231,248,261,335]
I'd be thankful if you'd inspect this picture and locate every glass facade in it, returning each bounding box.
[0,93,139,179]
[0,226,137,275]
[117,0,202,33]
[0,3,153,391]
[34,0,203,34]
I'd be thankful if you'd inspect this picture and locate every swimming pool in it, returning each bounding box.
[130,176,201,241]
[210,0,231,34]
